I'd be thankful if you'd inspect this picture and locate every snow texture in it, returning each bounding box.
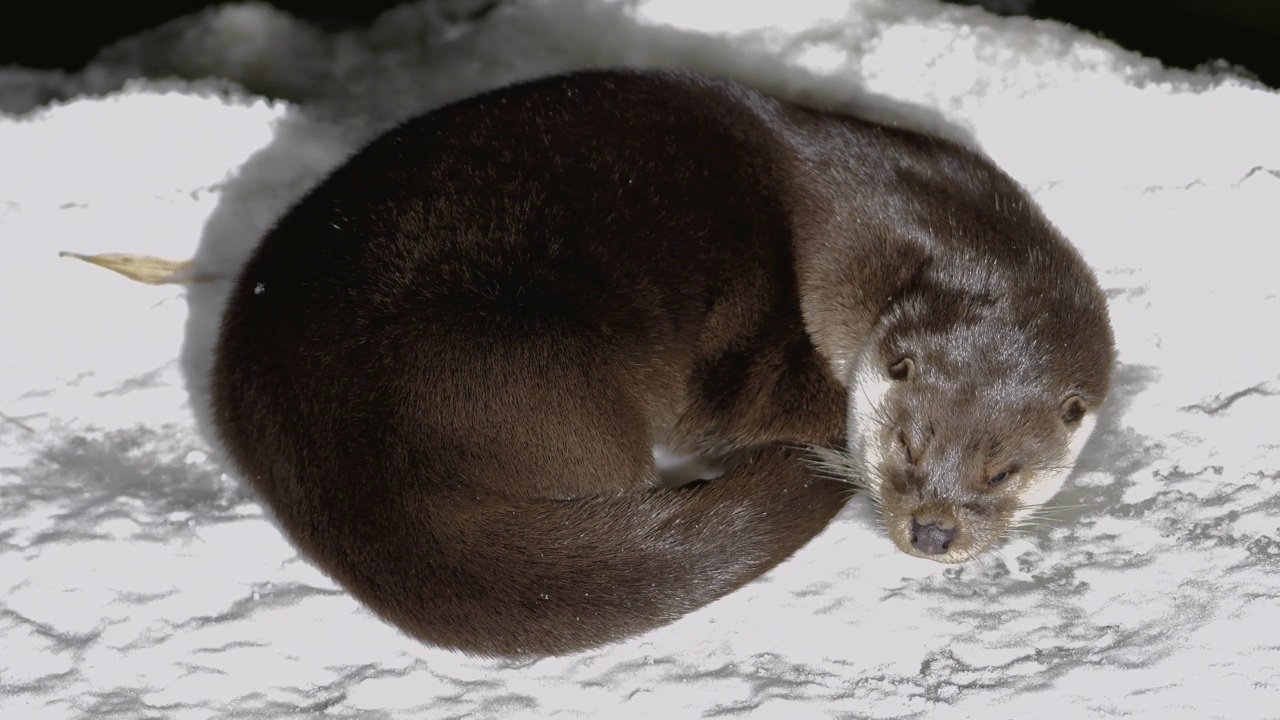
[2,1,1277,718]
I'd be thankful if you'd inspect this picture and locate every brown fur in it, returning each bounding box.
[210,69,1112,657]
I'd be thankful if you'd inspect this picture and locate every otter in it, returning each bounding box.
[210,69,1114,657]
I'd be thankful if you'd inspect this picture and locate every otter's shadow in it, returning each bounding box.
[179,109,360,458]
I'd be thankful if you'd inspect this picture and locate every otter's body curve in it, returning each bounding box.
[211,70,1113,657]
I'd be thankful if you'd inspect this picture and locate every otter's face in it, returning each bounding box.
[844,348,1099,564]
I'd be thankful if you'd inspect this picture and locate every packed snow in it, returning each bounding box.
[1,1,1277,718]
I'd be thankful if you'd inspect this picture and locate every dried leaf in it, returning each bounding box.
[59,251,219,285]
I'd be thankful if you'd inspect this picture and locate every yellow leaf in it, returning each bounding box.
[58,251,220,285]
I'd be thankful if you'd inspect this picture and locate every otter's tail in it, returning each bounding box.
[323,446,848,657]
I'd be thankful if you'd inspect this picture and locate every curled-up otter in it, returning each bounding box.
[211,69,1114,657]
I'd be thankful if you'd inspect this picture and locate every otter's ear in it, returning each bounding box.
[1060,395,1088,426]
[888,357,916,381]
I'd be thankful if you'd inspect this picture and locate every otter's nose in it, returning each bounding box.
[910,519,957,555]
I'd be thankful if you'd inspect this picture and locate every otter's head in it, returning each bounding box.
[841,309,1112,563]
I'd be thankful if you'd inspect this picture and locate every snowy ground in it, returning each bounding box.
[2,1,1278,718]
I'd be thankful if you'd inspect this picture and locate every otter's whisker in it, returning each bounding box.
[1024,502,1094,513]
[1016,510,1071,522]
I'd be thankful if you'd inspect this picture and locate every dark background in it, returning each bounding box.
[2,0,1278,88]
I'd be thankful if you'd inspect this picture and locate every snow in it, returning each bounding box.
[2,0,1278,718]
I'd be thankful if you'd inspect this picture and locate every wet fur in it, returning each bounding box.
[210,69,1114,657]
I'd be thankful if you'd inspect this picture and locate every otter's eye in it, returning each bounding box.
[896,429,913,464]
[888,357,916,381]
[988,470,1013,487]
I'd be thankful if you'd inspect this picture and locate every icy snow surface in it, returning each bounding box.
[2,1,1278,718]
